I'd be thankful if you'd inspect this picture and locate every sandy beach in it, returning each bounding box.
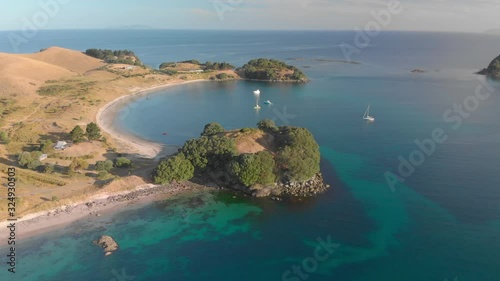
[96,79,209,160]
[0,180,210,245]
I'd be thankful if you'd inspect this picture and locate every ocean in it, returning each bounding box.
[1,30,500,281]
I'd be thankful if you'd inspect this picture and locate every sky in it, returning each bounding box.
[0,0,499,33]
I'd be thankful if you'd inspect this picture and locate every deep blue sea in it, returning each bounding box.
[1,30,500,281]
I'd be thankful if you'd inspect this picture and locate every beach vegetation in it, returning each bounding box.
[153,154,195,184]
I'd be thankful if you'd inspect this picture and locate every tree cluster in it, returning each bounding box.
[70,122,102,143]
[85,49,143,65]
[239,58,308,82]
[153,120,321,187]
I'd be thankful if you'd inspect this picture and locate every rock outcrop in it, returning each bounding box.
[94,235,119,256]
[249,173,330,198]
[478,54,500,79]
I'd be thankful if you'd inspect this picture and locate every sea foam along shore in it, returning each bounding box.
[97,79,209,160]
[0,181,206,244]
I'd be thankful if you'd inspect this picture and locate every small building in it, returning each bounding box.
[54,141,68,150]
[39,154,48,161]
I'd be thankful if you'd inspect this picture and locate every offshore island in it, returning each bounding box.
[0,47,324,238]
[478,53,500,79]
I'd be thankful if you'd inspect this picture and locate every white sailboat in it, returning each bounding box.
[363,105,375,122]
[253,89,261,109]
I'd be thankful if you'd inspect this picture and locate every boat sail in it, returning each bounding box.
[363,105,375,122]
[254,89,261,109]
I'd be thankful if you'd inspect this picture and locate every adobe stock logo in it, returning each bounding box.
[8,0,71,53]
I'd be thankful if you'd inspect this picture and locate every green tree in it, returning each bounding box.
[114,157,132,168]
[201,122,225,136]
[257,119,278,133]
[86,122,101,141]
[153,154,195,184]
[95,160,114,172]
[229,151,276,186]
[40,139,54,154]
[229,154,261,186]
[275,127,320,181]
[18,151,43,170]
[255,151,276,185]
[70,125,85,143]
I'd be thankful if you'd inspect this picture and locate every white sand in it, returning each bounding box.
[96,79,208,160]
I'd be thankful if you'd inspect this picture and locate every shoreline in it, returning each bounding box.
[0,181,209,244]
[0,79,212,242]
[96,79,210,160]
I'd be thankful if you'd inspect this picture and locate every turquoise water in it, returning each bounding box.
[1,30,500,280]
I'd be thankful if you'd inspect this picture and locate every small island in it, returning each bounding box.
[237,58,309,83]
[153,120,328,197]
[478,54,500,79]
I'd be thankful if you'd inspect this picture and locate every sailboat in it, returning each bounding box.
[254,89,261,109]
[363,105,375,122]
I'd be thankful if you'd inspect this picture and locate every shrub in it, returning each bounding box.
[215,73,229,80]
[43,164,55,174]
[95,160,113,172]
[114,157,132,168]
[153,154,195,184]
[257,119,278,133]
[69,158,89,172]
[97,171,110,180]
[0,131,10,144]
[201,122,225,136]
[51,196,58,201]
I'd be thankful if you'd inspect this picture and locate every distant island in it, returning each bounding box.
[478,54,500,79]
[237,58,309,83]
[153,120,328,197]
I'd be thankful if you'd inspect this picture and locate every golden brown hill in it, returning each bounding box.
[21,46,104,74]
[0,52,76,97]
